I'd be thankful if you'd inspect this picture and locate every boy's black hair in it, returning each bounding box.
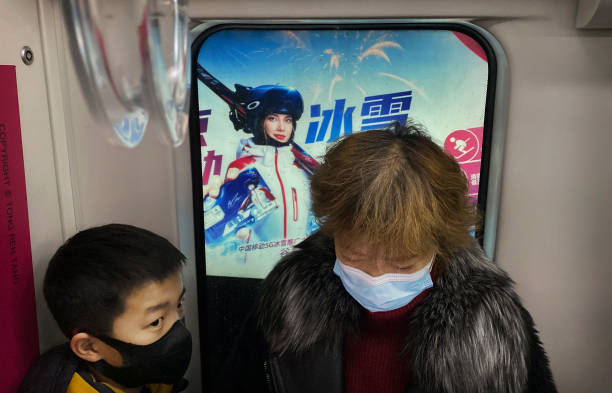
[43,224,186,338]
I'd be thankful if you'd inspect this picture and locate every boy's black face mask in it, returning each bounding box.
[91,319,192,388]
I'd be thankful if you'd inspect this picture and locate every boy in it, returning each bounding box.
[19,224,192,393]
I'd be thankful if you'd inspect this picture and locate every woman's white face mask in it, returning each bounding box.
[333,256,434,312]
[333,236,435,312]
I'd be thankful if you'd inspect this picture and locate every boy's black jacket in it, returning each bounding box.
[18,343,188,393]
[19,344,81,393]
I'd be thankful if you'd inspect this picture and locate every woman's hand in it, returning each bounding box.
[203,167,253,244]
[203,167,240,198]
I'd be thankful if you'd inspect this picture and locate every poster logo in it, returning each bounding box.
[444,127,483,200]
[444,128,480,163]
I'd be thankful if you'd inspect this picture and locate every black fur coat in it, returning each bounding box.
[227,232,557,393]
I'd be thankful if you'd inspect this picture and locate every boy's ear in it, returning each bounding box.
[70,333,104,362]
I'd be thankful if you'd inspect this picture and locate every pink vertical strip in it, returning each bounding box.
[0,65,39,392]
[452,31,488,63]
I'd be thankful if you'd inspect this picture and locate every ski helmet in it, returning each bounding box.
[244,85,304,135]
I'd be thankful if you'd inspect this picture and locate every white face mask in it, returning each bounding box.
[333,256,434,312]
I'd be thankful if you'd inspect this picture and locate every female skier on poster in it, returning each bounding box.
[204,84,319,246]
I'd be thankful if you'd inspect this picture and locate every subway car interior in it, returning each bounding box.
[1,0,611,392]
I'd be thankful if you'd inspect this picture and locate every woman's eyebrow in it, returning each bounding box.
[394,263,415,269]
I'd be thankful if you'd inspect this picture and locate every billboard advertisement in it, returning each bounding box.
[195,27,490,279]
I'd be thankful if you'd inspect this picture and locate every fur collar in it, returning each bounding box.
[257,233,359,354]
[256,231,550,393]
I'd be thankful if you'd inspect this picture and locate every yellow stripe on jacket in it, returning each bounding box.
[66,372,174,393]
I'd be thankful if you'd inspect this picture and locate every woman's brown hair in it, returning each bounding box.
[310,121,479,258]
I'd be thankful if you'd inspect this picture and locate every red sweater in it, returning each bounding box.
[344,290,430,393]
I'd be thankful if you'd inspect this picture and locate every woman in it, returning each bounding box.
[206,85,318,243]
[223,122,557,393]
